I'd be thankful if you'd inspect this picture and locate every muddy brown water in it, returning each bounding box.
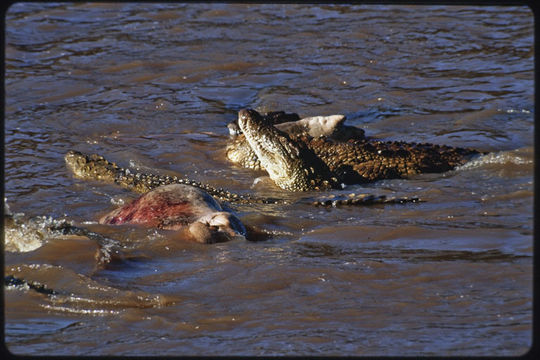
[4,3,533,356]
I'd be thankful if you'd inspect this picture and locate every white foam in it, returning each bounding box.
[457,150,533,170]
[497,108,531,114]
[4,213,76,253]
[4,212,47,253]
[40,304,121,316]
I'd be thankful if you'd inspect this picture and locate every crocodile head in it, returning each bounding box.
[65,150,120,182]
[237,109,338,191]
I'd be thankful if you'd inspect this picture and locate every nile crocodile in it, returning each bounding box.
[226,110,366,170]
[231,108,480,191]
[64,151,420,208]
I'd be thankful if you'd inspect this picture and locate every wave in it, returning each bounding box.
[457,147,533,170]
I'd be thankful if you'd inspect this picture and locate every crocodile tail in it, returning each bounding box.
[312,194,422,207]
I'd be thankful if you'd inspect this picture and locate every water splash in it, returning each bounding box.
[4,198,76,252]
[457,149,533,170]
[497,108,532,114]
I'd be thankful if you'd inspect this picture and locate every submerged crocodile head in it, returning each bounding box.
[237,109,338,191]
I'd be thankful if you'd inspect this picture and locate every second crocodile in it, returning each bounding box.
[234,109,481,191]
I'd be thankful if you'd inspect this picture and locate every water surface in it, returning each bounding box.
[4,3,533,356]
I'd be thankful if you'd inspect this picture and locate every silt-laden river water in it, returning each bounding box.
[4,3,533,356]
